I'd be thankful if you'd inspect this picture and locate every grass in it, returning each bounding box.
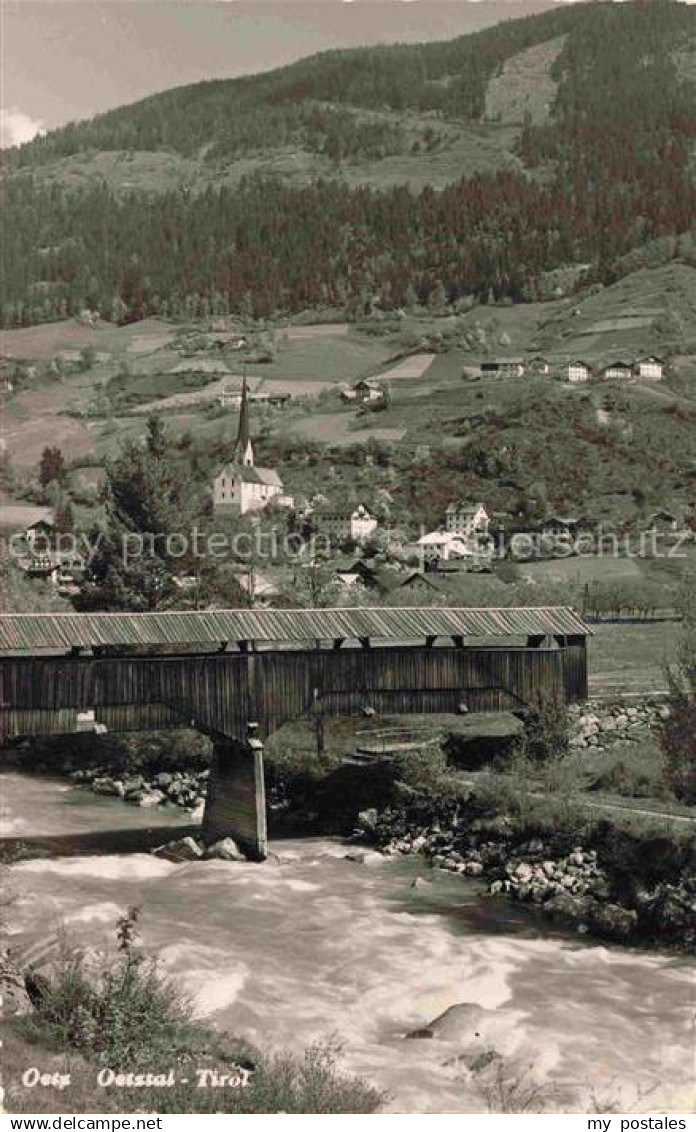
[245,331,392,383]
[588,621,677,696]
[519,556,645,585]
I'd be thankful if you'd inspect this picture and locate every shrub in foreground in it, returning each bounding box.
[17,908,384,1115]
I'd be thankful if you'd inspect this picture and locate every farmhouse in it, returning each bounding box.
[480,358,525,378]
[334,558,394,594]
[24,517,55,552]
[315,503,378,544]
[634,356,664,381]
[213,379,289,517]
[396,571,440,594]
[342,379,385,405]
[643,509,680,534]
[19,548,86,592]
[417,530,474,565]
[526,356,551,375]
[542,515,583,537]
[219,384,290,409]
[600,359,633,381]
[563,360,593,383]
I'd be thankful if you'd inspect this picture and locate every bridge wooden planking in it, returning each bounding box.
[0,643,586,743]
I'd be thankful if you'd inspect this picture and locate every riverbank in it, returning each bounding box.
[355,791,696,952]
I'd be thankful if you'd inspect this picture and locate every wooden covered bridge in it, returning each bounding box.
[0,606,590,858]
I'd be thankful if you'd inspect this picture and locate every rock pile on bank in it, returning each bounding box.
[369,815,695,947]
[71,766,208,813]
[567,698,669,751]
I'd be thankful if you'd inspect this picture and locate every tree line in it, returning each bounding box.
[1,2,694,328]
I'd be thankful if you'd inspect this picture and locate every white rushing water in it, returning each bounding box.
[2,771,694,1113]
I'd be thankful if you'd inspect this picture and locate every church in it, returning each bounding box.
[212,379,288,517]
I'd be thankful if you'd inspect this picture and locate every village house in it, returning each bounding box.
[315,503,378,545]
[526,356,551,375]
[213,379,290,517]
[633,356,664,381]
[342,379,384,405]
[219,384,290,410]
[19,548,86,593]
[333,558,392,594]
[563,360,593,383]
[643,509,681,535]
[417,530,474,566]
[480,358,525,378]
[600,359,633,381]
[24,517,55,553]
[542,515,584,538]
[444,503,490,539]
[396,571,440,595]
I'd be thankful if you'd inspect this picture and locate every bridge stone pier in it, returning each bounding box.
[203,727,267,859]
[0,607,590,860]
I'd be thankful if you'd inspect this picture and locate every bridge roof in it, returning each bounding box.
[0,606,589,653]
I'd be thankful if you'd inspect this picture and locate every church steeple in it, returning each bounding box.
[234,376,254,466]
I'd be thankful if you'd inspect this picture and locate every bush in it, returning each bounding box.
[514,691,569,764]
[16,730,212,778]
[22,908,195,1066]
[587,748,669,800]
[661,693,696,804]
[18,910,385,1114]
[661,574,696,803]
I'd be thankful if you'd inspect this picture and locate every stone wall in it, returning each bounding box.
[567,696,669,751]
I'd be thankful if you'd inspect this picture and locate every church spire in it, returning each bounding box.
[234,375,254,466]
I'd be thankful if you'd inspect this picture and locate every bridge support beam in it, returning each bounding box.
[202,725,267,860]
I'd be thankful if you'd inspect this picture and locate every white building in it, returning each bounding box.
[564,360,592,383]
[315,503,378,544]
[417,530,474,564]
[481,358,525,378]
[634,356,664,382]
[444,503,490,538]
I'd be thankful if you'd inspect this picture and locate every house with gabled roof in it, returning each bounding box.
[561,359,593,383]
[633,356,664,382]
[600,359,633,381]
[445,503,490,538]
[480,357,525,378]
[526,356,551,375]
[315,503,378,544]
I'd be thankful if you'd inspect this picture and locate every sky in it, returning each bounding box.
[1,0,563,146]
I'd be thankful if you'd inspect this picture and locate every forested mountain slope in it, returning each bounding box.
[1,1,694,327]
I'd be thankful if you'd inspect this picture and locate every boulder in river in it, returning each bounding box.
[204,837,246,862]
[138,788,166,808]
[588,901,638,940]
[92,776,124,797]
[406,1001,493,1042]
[153,836,203,863]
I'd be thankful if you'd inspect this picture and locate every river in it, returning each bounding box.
[1,770,694,1113]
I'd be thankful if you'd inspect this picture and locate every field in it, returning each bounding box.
[0,317,179,361]
[288,411,407,447]
[519,557,645,585]
[587,621,677,697]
